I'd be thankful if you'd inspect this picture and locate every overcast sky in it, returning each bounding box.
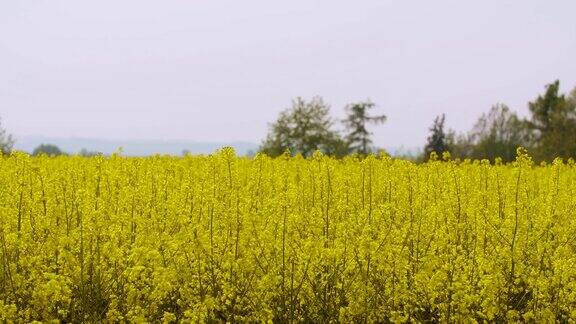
[1,0,575,150]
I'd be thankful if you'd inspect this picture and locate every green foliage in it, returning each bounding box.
[0,118,15,155]
[440,82,576,163]
[470,104,529,162]
[342,101,386,155]
[32,143,65,156]
[423,114,450,161]
[450,104,529,162]
[260,97,346,157]
[263,80,576,162]
[526,80,576,160]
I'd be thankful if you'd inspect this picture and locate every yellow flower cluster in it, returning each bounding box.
[0,148,575,322]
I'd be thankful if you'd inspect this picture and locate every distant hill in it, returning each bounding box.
[14,136,259,156]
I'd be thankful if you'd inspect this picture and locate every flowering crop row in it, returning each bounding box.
[0,149,575,322]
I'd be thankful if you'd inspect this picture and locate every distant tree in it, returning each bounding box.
[321,134,349,158]
[526,80,576,160]
[424,114,450,160]
[527,80,565,134]
[467,104,529,162]
[446,130,474,160]
[33,144,65,156]
[0,117,15,155]
[79,148,102,157]
[260,97,344,157]
[342,101,387,155]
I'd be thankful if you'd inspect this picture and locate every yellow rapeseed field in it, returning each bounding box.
[1,148,576,322]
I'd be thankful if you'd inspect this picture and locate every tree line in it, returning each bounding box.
[259,97,386,157]
[425,80,576,162]
[261,80,576,162]
[1,80,575,161]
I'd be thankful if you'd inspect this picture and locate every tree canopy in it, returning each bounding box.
[260,97,346,157]
[449,104,528,162]
[526,80,576,160]
[33,144,65,156]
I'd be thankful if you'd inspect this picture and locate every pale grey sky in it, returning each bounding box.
[1,0,575,150]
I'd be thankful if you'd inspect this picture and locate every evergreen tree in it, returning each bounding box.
[342,101,386,155]
[526,80,576,160]
[424,114,450,160]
